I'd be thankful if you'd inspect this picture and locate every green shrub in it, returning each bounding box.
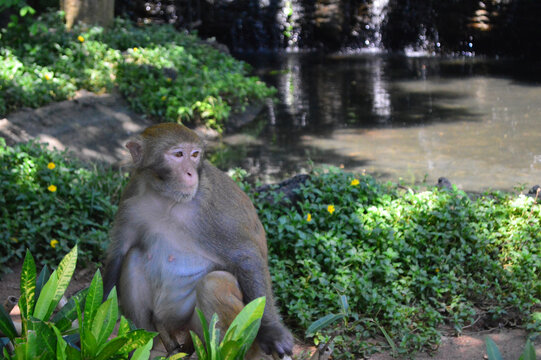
[0,138,126,273]
[251,167,541,357]
[0,12,275,131]
[2,137,539,357]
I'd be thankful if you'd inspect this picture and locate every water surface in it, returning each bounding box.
[213,53,541,192]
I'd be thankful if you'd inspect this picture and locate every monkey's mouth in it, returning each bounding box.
[170,186,197,202]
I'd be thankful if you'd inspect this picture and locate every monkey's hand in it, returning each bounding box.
[258,322,294,357]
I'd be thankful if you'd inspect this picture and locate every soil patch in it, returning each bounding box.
[1,94,540,359]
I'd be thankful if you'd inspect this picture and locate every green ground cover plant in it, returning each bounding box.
[0,11,275,131]
[0,138,125,272]
[1,141,539,357]
[252,167,541,357]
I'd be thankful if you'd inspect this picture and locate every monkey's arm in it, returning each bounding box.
[103,219,138,299]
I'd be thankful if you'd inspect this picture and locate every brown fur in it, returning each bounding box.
[103,123,293,357]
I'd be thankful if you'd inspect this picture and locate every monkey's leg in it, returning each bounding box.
[190,271,268,359]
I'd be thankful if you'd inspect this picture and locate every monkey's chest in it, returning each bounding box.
[143,235,216,305]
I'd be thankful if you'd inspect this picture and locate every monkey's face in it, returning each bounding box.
[157,143,203,203]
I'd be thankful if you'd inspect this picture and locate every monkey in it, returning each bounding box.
[103,123,293,358]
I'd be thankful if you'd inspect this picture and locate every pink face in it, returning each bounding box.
[164,143,202,193]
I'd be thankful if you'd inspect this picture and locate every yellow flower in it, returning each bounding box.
[350,178,360,186]
[306,213,312,222]
[327,205,335,214]
[44,74,51,81]
[161,95,167,101]
[435,268,440,273]
[133,47,138,52]
[50,239,59,248]
[77,35,84,43]
[48,184,57,192]
[166,77,172,82]
[47,162,56,170]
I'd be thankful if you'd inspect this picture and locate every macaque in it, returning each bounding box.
[103,123,293,357]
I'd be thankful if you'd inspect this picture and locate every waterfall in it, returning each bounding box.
[364,0,389,50]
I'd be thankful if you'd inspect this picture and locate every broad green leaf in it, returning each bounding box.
[485,337,504,360]
[33,270,58,320]
[35,265,50,300]
[81,328,98,359]
[219,338,243,359]
[340,295,349,316]
[208,314,220,360]
[94,288,118,349]
[190,331,207,360]
[0,303,18,340]
[52,325,67,360]
[196,309,211,355]
[518,340,536,360]
[94,337,127,360]
[167,351,188,360]
[229,319,260,358]
[306,313,344,335]
[83,270,104,336]
[65,344,81,360]
[91,298,113,347]
[19,250,37,330]
[223,297,265,343]
[117,316,130,337]
[51,288,88,332]
[115,329,157,355]
[52,246,77,309]
[129,338,154,360]
[24,319,57,359]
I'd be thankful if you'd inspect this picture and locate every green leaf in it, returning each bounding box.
[223,297,265,342]
[33,246,78,321]
[83,270,103,336]
[207,313,220,360]
[27,319,56,358]
[19,6,35,17]
[196,309,211,354]
[52,326,68,360]
[117,315,130,337]
[92,288,119,351]
[306,313,344,335]
[33,269,58,320]
[35,265,50,300]
[52,246,78,309]
[51,288,88,332]
[0,304,18,341]
[485,337,504,360]
[115,329,157,355]
[190,331,207,360]
[129,338,154,360]
[94,337,127,360]
[19,250,37,330]
[518,339,536,360]
[166,351,188,360]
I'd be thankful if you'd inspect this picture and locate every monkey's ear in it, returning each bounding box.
[126,140,143,164]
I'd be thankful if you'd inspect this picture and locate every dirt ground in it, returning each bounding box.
[1,92,540,359]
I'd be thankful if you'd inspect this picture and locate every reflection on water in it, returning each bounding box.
[212,53,541,192]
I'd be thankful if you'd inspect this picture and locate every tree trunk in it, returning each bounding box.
[61,0,114,29]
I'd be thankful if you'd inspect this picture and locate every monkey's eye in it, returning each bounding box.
[191,151,200,158]
[174,151,184,158]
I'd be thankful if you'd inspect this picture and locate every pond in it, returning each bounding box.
[212,52,541,193]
